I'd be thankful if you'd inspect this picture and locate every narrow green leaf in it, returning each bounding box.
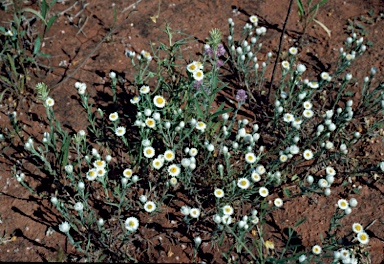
[194,100,204,119]
[296,0,305,17]
[21,8,47,25]
[283,188,291,198]
[46,15,57,32]
[41,0,48,18]
[309,0,328,15]
[295,217,307,227]
[33,35,41,55]
[6,53,17,78]
[0,75,12,85]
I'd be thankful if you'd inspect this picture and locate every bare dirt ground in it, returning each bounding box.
[0,0,384,262]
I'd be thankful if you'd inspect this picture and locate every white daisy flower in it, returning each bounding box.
[337,199,349,210]
[115,126,126,136]
[123,168,133,178]
[189,208,201,218]
[245,152,257,164]
[140,85,150,94]
[321,72,330,81]
[357,231,369,244]
[168,164,181,177]
[281,60,290,70]
[283,113,294,123]
[189,148,198,157]
[86,168,98,181]
[144,201,156,213]
[169,177,178,186]
[141,50,152,61]
[274,198,283,207]
[96,167,106,177]
[249,15,258,24]
[143,146,155,158]
[93,159,106,168]
[251,216,259,225]
[145,118,156,128]
[292,117,302,127]
[195,121,206,131]
[251,171,261,182]
[152,158,164,170]
[130,95,141,104]
[289,47,298,55]
[237,178,250,189]
[153,95,166,108]
[187,61,200,73]
[352,223,363,234]
[109,112,119,121]
[308,81,319,89]
[45,97,55,107]
[303,149,313,160]
[214,188,224,198]
[259,187,269,197]
[312,245,322,255]
[326,166,336,176]
[223,205,234,215]
[125,217,139,232]
[164,150,175,162]
[279,154,288,162]
[255,165,266,175]
[303,109,314,118]
[303,101,312,109]
[193,70,204,81]
[339,249,349,260]
[318,179,329,188]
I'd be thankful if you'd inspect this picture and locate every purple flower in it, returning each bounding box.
[216,60,224,68]
[216,43,226,57]
[193,80,203,91]
[236,89,248,102]
[204,45,214,57]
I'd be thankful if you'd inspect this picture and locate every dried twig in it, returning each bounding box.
[267,0,294,103]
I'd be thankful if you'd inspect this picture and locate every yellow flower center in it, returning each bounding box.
[129,221,135,227]
[147,120,154,126]
[156,97,164,104]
